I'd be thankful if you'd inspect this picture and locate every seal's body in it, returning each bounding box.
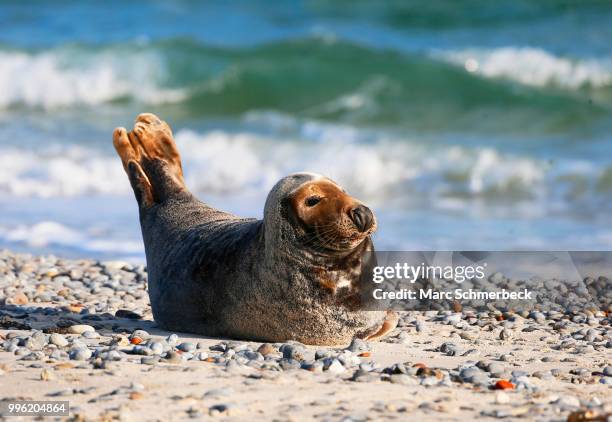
[113,113,397,345]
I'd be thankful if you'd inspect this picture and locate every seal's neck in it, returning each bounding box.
[266,234,373,272]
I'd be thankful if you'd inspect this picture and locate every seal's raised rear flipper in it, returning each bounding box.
[113,113,187,208]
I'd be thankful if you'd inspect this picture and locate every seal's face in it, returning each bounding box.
[290,179,376,252]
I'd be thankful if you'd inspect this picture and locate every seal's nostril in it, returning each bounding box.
[350,205,373,232]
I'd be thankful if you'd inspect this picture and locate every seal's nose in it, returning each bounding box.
[350,205,374,232]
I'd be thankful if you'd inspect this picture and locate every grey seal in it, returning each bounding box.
[113,113,398,345]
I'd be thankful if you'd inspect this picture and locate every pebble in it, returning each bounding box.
[257,343,275,356]
[130,330,150,340]
[9,292,29,305]
[499,329,512,340]
[141,356,160,365]
[315,349,332,360]
[115,309,142,320]
[82,330,99,339]
[346,338,370,353]
[177,342,196,353]
[166,334,179,346]
[148,341,164,355]
[69,348,92,361]
[326,359,346,374]
[68,325,95,335]
[25,332,46,350]
[279,359,301,370]
[301,361,324,373]
[495,392,510,404]
[280,344,305,361]
[439,342,459,356]
[49,333,69,348]
[487,362,506,377]
[460,367,490,386]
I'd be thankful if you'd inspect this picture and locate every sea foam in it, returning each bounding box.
[0,127,608,208]
[0,49,184,109]
[437,47,612,89]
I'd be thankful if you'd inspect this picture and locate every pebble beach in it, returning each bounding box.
[0,250,610,421]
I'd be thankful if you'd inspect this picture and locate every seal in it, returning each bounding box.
[113,113,398,345]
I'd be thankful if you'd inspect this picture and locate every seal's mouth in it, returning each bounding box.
[306,217,376,253]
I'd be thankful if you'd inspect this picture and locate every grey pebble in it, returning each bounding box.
[49,333,69,348]
[24,332,47,350]
[279,358,302,370]
[177,342,196,353]
[148,342,164,355]
[315,349,332,360]
[70,348,92,361]
[166,334,179,346]
[346,338,370,353]
[280,344,305,361]
[194,352,209,361]
[82,330,99,339]
[439,342,460,356]
[141,356,160,365]
[326,359,345,374]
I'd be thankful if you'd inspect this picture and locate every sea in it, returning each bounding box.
[1,1,612,261]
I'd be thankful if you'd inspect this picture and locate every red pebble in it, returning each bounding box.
[494,380,514,390]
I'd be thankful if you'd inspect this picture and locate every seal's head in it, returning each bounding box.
[290,177,376,252]
[264,173,376,255]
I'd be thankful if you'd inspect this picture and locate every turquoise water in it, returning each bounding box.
[0,1,611,259]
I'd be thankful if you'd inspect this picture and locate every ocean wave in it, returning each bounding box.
[0,48,184,109]
[0,221,142,255]
[0,39,607,133]
[0,127,610,211]
[437,47,612,89]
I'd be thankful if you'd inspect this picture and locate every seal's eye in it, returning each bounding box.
[305,196,321,207]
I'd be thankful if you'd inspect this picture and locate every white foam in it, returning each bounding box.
[0,49,185,109]
[437,47,612,89]
[0,146,131,197]
[0,221,142,254]
[0,126,607,206]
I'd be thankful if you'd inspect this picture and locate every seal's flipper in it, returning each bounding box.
[113,113,187,207]
[364,311,399,342]
[113,127,154,207]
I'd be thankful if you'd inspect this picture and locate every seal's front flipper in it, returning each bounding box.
[364,311,399,342]
[113,113,187,208]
